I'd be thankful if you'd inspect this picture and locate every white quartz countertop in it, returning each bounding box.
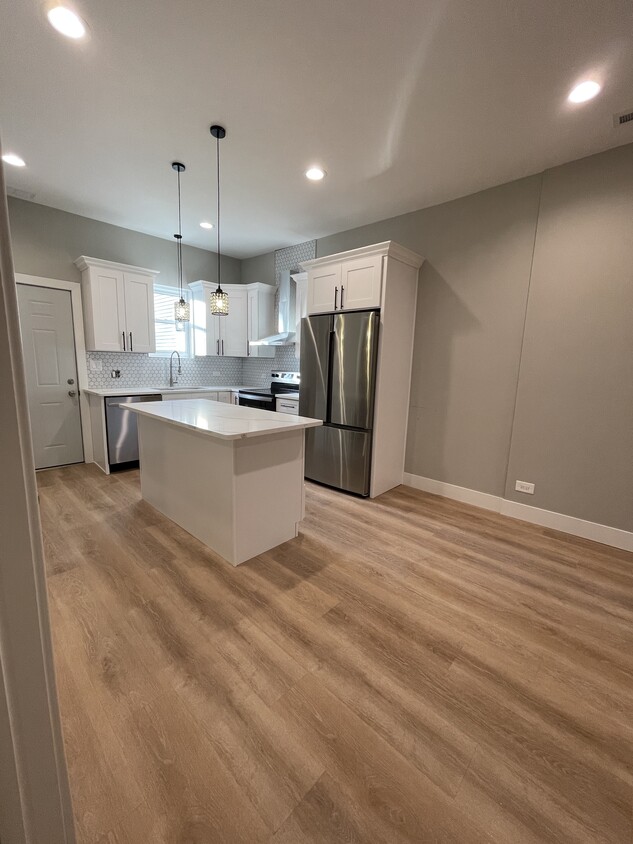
[123,398,322,440]
[83,385,255,397]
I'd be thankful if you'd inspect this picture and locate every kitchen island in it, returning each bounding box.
[124,399,321,566]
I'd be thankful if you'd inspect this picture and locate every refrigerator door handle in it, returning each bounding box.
[334,286,338,310]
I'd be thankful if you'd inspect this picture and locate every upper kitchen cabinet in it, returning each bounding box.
[303,242,420,315]
[247,283,275,358]
[74,256,158,352]
[190,281,256,357]
[306,263,342,314]
[190,281,275,358]
[292,271,308,359]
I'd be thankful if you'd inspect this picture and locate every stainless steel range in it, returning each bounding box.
[238,371,300,411]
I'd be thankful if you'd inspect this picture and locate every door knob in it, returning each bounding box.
[67,378,75,384]
[68,390,77,397]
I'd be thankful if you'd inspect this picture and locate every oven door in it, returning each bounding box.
[238,392,275,411]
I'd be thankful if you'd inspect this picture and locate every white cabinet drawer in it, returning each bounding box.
[276,397,299,414]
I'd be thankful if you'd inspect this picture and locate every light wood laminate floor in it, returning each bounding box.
[39,463,633,843]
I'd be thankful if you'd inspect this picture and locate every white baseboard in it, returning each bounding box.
[498,499,633,552]
[403,473,501,512]
[402,472,633,553]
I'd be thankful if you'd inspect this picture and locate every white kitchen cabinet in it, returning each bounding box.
[306,263,342,314]
[306,252,383,314]
[222,288,248,357]
[163,391,219,401]
[276,396,299,414]
[190,281,247,357]
[339,254,383,310]
[292,271,308,359]
[247,283,275,358]
[75,257,158,353]
[231,391,240,405]
[217,391,232,403]
[190,281,274,358]
[301,241,424,498]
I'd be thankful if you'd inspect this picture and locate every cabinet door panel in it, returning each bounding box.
[124,273,155,352]
[221,288,248,357]
[217,391,232,403]
[247,288,274,358]
[307,265,341,314]
[90,271,125,351]
[340,255,383,310]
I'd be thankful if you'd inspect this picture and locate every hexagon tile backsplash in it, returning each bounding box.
[85,353,243,390]
[85,347,299,390]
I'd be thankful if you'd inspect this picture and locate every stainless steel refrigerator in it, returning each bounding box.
[299,310,379,496]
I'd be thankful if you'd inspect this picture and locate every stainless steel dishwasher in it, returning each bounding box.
[105,394,162,469]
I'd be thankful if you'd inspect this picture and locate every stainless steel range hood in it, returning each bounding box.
[249,269,296,346]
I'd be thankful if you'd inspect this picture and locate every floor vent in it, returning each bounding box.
[613,109,633,127]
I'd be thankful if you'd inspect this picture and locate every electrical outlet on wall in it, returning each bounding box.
[515,480,535,494]
[110,369,121,379]
[89,358,103,371]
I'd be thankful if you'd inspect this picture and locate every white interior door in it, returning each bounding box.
[17,284,84,469]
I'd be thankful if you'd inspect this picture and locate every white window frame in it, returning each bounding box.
[150,283,193,358]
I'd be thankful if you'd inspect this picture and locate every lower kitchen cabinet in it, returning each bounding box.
[163,390,232,402]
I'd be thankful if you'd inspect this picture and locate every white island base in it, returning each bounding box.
[129,400,321,566]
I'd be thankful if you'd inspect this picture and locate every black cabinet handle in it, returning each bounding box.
[129,332,133,352]
[122,332,126,351]
[341,285,345,309]
[334,286,338,310]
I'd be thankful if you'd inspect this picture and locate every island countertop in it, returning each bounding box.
[123,398,321,441]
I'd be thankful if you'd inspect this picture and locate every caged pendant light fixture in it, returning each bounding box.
[209,124,229,316]
[171,161,190,325]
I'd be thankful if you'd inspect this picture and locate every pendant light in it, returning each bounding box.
[171,161,190,324]
[209,124,229,316]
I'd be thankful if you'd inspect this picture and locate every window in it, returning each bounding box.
[151,284,192,357]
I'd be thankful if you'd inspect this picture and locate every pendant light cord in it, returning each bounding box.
[177,166,183,298]
[216,132,221,289]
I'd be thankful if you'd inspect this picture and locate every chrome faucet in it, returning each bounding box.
[169,350,181,387]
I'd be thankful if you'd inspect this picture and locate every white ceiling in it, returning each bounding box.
[1,0,632,258]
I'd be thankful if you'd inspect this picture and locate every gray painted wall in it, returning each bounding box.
[7,197,241,287]
[240,250,275,285]
[243,143,633,532]
[504,144,633,530]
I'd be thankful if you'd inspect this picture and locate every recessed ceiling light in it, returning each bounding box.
[47,6,87,39]
[305,166,326,181]
[568,80,601,104]
[200,221,214,229]
[2,153,26,167]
